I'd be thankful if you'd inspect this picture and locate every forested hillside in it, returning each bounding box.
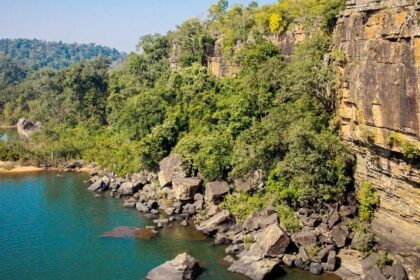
[0,38,123,70]
[1,0,354,224]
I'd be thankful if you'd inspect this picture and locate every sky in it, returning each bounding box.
[0,0,277,52]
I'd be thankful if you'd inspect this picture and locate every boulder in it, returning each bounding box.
[225,244,244,255]
[118,182,139,196]
[16,118,41,138]
[234,170,263,193]
[248,223,290,258]
[382,264,407,280]
[293,231,317,247]
[309,262,323,275]
[325,250,336,271]
[228,257,281,280]
[136,203,150,213]
[196,210,232,235]
[328,208,341,229]
[243,208,278,231]
[282,254,296,267]
[214,232,232,245]
[123,201,136,208]
[314,245,335,263]
[88,176,110,192]
[205,181,230,202]
[157,154,186,187]
[367,266,386,280]
[172,177,201,201]
[331,225,349,248]
[145,252,201,280]
[299,247,310,264]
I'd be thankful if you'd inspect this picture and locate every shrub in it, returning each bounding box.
[220,192,269,221]
[358,181,379,222]
[276,204,301,233]
[376,252,393,268]
[349,220,375,253]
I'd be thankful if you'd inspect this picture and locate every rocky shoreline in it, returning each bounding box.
[56,154,409,280]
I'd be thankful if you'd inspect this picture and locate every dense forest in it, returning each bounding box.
[0,38,123,70]
[0,0,364,233]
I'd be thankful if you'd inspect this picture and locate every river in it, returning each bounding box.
[0,128,338,280]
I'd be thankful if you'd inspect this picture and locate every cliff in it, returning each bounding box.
[335,0,419,275]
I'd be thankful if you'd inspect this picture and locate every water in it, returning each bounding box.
[0,128,18,143]
[0,172,340,280]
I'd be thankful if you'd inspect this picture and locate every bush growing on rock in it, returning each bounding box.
[358,181,379,222]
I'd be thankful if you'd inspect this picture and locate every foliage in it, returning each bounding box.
[349,219,375,253]
[388,133,420,160]
[376,252,393,268]
[276,203,301,233]
[358,181,379,222]
[220,192,269,221]
[0,38,123,71]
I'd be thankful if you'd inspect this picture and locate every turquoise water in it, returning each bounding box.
[0,128,18,142]
[0,172,339,280]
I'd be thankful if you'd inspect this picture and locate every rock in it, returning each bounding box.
[192,199,203,210]
[130,171,155,186]
[282,254,296,267]
[136,203,150,213]
[309,262,323,275]
[314,245,335,263]
[64,160,84,170]
[164,207,175,216]
[88,176,110,192]
[172,177,202,201]
[150,209,159,215]
[243,208,278,231]
[183,203,196,215]
[118,182,139,196]
[196,210,232,235]
[328,208,341,229]
[293,231,317,247]
[225,244,244,255]
[234,170,263,193]
[215,232,231,245]
[153,218,169,225]
[367,266,386,280]
[16,118,41,138]
[331,225,349,248]
[299,247,310,264]
[223,255,235,263]
[194,193,203,201]
[123,201,136,208]
[207,204,219,217]
[228,257,281,280]
[249,223,290,258]
[205,181,230,202]
[180,220,188,227]
[147,200,159,210]
[145,252,201,280]
[339,205,358,218]
[382,263,408,280]
[157,154,186,187]
[325,250,336,271]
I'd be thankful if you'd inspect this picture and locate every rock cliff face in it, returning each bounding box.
[335,0,419,271]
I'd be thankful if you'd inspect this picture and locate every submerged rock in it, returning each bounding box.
[145,252,201,280]
[101,226,157,240]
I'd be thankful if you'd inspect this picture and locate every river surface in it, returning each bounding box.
[0,127,18,142]
[0,172,340,280]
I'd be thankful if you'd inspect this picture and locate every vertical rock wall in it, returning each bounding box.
[335,0,420,270]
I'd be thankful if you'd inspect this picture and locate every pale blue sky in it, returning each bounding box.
[0,0,277,52]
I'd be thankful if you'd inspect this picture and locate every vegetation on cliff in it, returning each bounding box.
[0,0,352,210]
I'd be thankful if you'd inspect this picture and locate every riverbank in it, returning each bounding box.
[0,162,43,173]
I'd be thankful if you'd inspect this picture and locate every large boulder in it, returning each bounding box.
[243,208,278,232]
[325,250,337,271]
[331,224,349,248]
[16,118,41,138]
[205,181,230,202]
[118,182,140,196]
[88,176,110,192]
[172,177,202,201]
[196,210,232,235]
[292,231,317,247]
[234,170,263,193]
[158,154,186,187]
[244,224,290,259]
[145,252,201,280]
[228,257,281,280]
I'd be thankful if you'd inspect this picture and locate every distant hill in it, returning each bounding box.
[0,38,124,71]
